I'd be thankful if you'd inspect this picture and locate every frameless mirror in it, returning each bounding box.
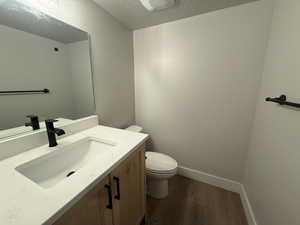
[0,0,95,139]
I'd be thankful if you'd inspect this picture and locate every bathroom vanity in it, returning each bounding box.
[0,118,148,225]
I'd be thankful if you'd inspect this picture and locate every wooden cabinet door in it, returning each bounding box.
[53,176,114,225]
[111,145,146,225]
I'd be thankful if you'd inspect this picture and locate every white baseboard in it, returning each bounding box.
[239,185,258,225]
[178,166,241,193]
[177,166,258,225]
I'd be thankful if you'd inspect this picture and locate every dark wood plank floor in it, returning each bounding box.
[146,175,248,225]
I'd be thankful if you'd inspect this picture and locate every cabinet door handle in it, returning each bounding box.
[104,184,113,209]
[113,177,121,200]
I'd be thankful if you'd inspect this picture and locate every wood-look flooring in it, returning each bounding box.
[146,175,248,225]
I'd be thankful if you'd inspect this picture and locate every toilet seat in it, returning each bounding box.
[146,168,177,178]
[146,168,177,175]
[147,167,177,175]
[146,152,178,174]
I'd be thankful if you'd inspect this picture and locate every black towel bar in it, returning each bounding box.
[0,89,50,95]
[266,95,300,108]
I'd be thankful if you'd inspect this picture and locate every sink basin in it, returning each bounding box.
[16,137,116,189]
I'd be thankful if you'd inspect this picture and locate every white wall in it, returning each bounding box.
[134,1,273,181]
[243,1,300,224]
[0,24,74,129]
[67,40,95,119]
[21,0,135,128]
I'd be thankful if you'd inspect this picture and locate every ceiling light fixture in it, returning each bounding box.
[140,0,175,12]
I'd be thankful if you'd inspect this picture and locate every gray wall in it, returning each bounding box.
[134,0,273,181]
[243,0,300,224]
[33,0,135,128]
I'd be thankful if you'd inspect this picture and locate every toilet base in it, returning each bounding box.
[147,177,169,199]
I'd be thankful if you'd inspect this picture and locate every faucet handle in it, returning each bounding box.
[26,114,38,119]
[45,119,58,123]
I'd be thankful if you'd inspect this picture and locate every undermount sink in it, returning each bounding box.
[16,137,116,189]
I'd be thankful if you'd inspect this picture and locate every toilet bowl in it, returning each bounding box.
[126,125,178,199]
[146,151,178,199]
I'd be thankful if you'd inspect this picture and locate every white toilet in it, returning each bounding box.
[126,125,178,199]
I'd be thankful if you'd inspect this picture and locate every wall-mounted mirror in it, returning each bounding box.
[0,0,95,139]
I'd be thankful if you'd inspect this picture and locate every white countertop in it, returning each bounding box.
[0,125,148,225]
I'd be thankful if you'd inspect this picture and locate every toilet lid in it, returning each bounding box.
[146,152,178,173]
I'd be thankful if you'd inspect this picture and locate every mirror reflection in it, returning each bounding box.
[0,0,95,139]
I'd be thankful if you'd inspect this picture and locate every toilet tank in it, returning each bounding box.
[126,125,143,133]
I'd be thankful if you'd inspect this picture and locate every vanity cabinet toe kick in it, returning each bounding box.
[52,144,146,225]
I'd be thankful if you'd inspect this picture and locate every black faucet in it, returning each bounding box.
[25,115,40,130]
[45,119,65,147]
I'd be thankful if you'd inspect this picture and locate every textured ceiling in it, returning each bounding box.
[93,0,259,30]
